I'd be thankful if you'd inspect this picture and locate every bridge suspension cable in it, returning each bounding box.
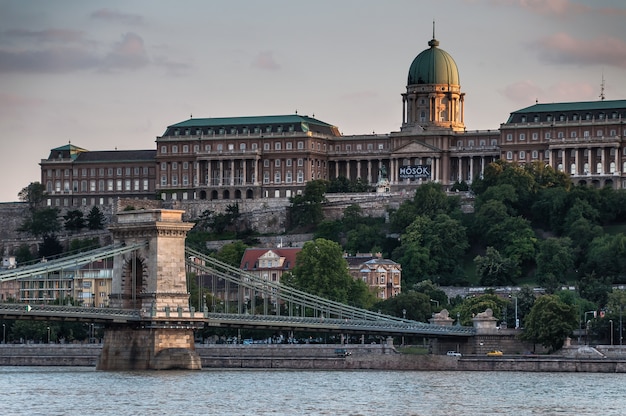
[0,242,148,282]
[185,247,406,323]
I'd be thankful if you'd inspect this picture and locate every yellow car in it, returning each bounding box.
[487,350,503,356]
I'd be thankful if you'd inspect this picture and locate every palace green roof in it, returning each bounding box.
[511,100,626,114]
[47,144,89,160]
[161,114,341,137]
[506,100,626,123]
[408,37,460,86]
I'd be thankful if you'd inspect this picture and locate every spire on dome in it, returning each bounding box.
[428,20,439,47]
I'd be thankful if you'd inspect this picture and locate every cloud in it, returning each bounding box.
[3,28,85,44]
[534,33,626,69]
[90,8,143,25]
[102,32,149,70]
[502,79,596,105]
[0,32,150,73]
[153,56,191,76]
[0,47,99,73]
[515,0,584,16]
[251,51,280,70]
[491,0,626,17]
[0,92,45,117]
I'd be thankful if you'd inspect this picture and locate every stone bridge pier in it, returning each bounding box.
[97,209,202,371]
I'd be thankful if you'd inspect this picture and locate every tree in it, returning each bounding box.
[374,291,431,322]
[283,238,373,308]
[412,182,460,218]
[18,182,46,211]
[69,237,100,253]
[212,241,248,268]
[288,180,328,229]
[313,220,343,243]
[454,293,507,326]
[397,213,468,284]
[584,233,626,283]
[521,294,577,352]
[86,206,106,230]
[474,247,519,286]
[18,207,61,237]
[535,237,574,285]
[577,272,612,307]
[344,224,383,255]
[413,280,448,309]
[64,209,85,232]
[14,244,35,266]
[39,235,63,258]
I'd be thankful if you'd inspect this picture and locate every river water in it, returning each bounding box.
[2,367,624,416]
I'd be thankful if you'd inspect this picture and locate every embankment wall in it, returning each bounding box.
[3,344,626,372]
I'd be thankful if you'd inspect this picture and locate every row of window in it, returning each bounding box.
[47,179,150,193]
[159,170,308,186]
[173,125,298,136]
[455,139,498,148]
[47,196,119,207]
[506,129,623,141]
[159,141,389,154]
[506,147,626,160]
[520,112,623,123]
[46,167,150,178]
[160,141,307,154]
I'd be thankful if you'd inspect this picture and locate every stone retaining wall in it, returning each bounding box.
[3,344,626,372]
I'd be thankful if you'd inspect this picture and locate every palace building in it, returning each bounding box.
[40,32,626,208]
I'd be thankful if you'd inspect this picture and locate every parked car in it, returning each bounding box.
[446,351,462,357]
[487,350,503,356]
[335,348,351,357]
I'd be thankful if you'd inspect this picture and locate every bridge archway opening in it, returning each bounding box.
[123,255,145,309]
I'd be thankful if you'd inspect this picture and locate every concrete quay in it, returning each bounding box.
[3,343,626,372]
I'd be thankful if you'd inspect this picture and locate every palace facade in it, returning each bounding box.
[40,33,626,208]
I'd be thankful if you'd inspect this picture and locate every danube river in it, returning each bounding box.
[3,367,624,415]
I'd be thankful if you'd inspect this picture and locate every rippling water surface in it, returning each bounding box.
[3,367,624,416]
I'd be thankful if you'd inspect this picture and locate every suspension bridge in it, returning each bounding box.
[0,208,475,370]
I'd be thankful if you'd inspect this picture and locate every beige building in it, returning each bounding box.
[345,254,402,300]
[40,144,157,208]
[499,100,626,189]
[0,258,113,307]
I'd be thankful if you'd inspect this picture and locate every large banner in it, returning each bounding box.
[398,165,431,179]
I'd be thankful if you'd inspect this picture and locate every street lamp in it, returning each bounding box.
[2,323,5,344]
[47,326,50,344]
[430,299,439,308]
[610,320,614,346]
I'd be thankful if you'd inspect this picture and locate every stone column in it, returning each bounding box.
[600,147,606,174]
[242,158,247,185]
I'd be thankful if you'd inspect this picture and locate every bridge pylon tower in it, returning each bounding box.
[97,209,201,370]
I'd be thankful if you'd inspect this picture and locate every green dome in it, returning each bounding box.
[408,38,460,86]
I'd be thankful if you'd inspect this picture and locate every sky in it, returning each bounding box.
[1,0,625,203]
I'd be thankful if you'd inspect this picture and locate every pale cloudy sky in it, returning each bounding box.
[1,0,625,202]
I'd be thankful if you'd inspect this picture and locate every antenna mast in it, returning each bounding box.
[600,72,605,101]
